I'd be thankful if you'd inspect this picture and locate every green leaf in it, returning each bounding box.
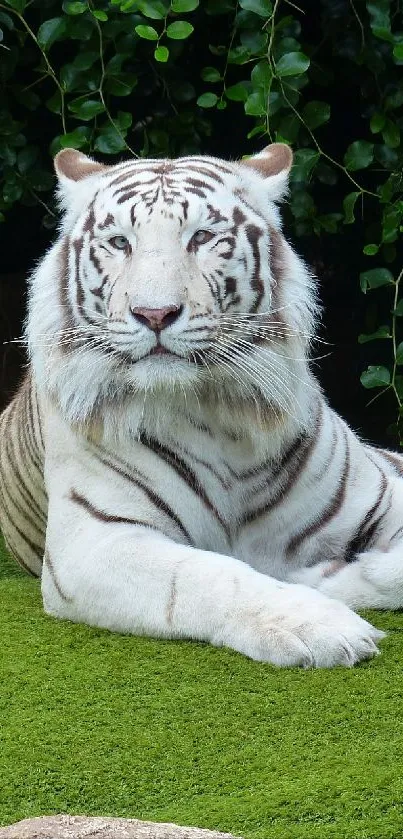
[68,99,105,120]
[14,88,41,111]
[396,343,403,365]
[344,140,374,171]
[247,123,266,140]
[3,180,23,203]
[17,145,38,174]
[60,128,90,148]
[106,73,138,95]
[196,92,218,108]
[250,60,271,89]
[359,267,394,293]
[201,66,221,82]
[135,24,159,39]
[0,11,14,30]
[72,50,99,70]
[154,45,169,62]
[0,146,17,166]
[170,81,195,101]
[360,366,390,389]
[27,169,54,192]
[374,143,399,171]
[363,244,379,256]
[94,127,127,154]
[385,88,403,111]
[358,326,391,343]
[393,43,403,59]
[290,149,319,182]
[382,207,400,245]
[277,114,299,143]
[316,162,337,185]
[290,190,315,220]
[316,212,342,233]
[394,300,403,317]
[166,21,194,39]
[370,112,385,133]
[2,0,25,11]
[302,100,330,130]
[228,45,251,65]
[343,191,361,224]
[66,13,94,39]
[114,111,132,130]
[62,1,87,13]
[382,119,400,149]
[225,82,249,102]
[239,0,272,17]
[92,10,108,20]
[37,17,67,49]
[136,0,168,17]
[367,1,392,41]
[52,126,90,154]
[240,29,267,54]
[276,51,310,77]
[205,0,235,11]
[171,0,199,10]
[244,90,266,116]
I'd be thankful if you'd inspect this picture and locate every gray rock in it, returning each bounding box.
[0,815,242,839]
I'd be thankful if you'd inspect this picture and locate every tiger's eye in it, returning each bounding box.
[109,235,129,250]
[191,230,215,246]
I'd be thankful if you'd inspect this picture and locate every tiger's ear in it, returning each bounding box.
[240,143,293,202]
[54,148,106,182]
[54,149,107,206]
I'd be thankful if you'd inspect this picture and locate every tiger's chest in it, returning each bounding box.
[79,416,306,565]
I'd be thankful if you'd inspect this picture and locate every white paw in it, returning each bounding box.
[221,582,385,668]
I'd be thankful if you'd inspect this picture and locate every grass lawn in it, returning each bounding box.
[1,536,403,839]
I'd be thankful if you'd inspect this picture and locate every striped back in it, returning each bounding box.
[0,375,46,576]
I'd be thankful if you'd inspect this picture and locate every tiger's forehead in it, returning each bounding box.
[94,155,244,217]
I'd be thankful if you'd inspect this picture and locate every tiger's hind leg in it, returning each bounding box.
[293,546,403,610]
[288,477,403,610]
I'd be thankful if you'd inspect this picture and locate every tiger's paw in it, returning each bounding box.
[220,582,385,668]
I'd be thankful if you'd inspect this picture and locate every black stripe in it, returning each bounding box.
[44,548,72,602]
[377,448,403,476]
[286,428,351,557]
[70,488,160,531]
[139,433,230,537]
[345,461,390,560]
[239,404,323,528]
[93,445,192,543]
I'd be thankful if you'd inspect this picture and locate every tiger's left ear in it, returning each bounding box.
[54,149,107,207]
[240,143,293,202]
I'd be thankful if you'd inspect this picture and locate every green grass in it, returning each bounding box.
[2,536,403,839]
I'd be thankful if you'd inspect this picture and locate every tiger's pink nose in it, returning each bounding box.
[130,305,183,332]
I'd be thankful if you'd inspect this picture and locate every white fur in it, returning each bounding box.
[5,147,403,667]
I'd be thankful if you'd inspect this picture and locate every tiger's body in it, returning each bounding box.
[1,143,402,667]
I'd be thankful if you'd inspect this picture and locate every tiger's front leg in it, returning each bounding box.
[42,486,384,669]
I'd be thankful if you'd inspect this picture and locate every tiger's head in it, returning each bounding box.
[28,144,317,428]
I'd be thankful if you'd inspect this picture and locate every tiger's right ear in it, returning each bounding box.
[54,148,106,182]
[54,149,107,206]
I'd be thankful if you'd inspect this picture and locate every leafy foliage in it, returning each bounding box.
[0,0,402,438]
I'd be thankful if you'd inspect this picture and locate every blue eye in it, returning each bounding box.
[109,235,129,250]
[191,230,215,245]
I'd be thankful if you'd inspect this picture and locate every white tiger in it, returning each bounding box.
[2,142,403,668]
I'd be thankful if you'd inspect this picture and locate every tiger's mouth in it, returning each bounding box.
[148,345,173,357]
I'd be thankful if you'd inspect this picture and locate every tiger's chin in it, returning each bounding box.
[122,351,204,392]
